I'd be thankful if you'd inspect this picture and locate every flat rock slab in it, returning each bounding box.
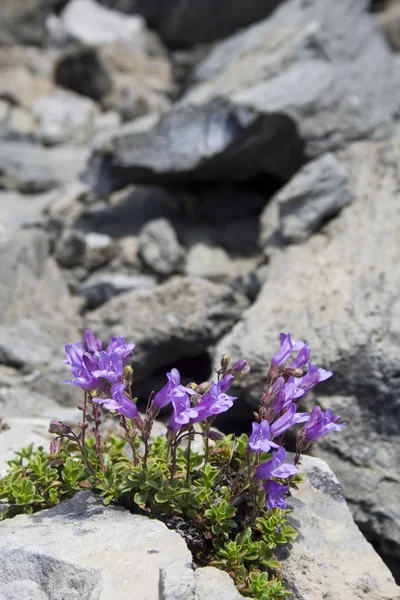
[283,455,400,600]
[0,492,241,600]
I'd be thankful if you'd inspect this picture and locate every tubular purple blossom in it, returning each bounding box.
[92,352,123,384]
[270,403,309,439]
[93,383,138,420]
[153,368,195,410]
[248,421,280,453]
[296,405,345,451]
[263,480,290,510]
[257,447,299,480]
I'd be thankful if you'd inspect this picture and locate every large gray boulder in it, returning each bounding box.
[0,492,242,600]
[282,455,400,600]
[86,0,398,193]
[0,229,79,348]
[214,137,400,565]
[99,0,283,46]
[87,276,248,379]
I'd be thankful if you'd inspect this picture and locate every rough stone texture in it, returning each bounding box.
[0,320,54,371]
[87,276,247,379]
[0,190,54,230]
[59,0,147,50]
[0,66,54,110]
[32,91,99,146]
[194,567,242,600]
[83,232,117,271]
[260,152,354,246]
[0,142,89,194]
[185,241,232,283]
[55,229,86,268]
[139,218,184,276]
[0,229,79,348]
[0,492,241,599]
[100,0,283,47]
[86,0,398,193]
[214,137,400,563]
[0,0,53,46]
[281,455,400,600]
[80,272,157,308]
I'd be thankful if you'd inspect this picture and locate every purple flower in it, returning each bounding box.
[270,381,305,415]
[270,403,309,439]
[263,480,290,510]
[231,359,250,379]
[64,340,86,367]
[168,395,199,432]
[153,368,195,410]
[272,333,306,367]
[298,406,345,444]
[64,363,100,391]
[192,375,236,422]
[257,447,299,480]
[93,383,138,420]
[298,363,333,394]
[105,336,135,364]
[248,421,279,453]
[91,352,123,384]
[83,329,103,354]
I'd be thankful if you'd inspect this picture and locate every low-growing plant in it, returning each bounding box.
[0,331,345,599]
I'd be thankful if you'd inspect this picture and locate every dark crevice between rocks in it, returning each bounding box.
[135,352,213,411]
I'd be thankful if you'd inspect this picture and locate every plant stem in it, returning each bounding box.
[185,433,192,486]
[81,391,88,447]
[121,416,138,466]
[92,403,106,472]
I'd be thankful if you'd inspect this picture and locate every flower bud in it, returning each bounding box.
[49,420,73,436]
[196,381,211,395]
[231,359,250,380]
[207,430,225,441]
[220,354,230,372]
[49,438,61,456]
[123,365,134,385]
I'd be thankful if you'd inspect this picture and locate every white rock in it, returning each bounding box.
[60,0,147,50]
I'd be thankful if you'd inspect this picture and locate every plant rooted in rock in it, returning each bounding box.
[0,330,345,599]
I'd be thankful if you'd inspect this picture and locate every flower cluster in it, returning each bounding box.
[59,329,345,512]
[64,330,137,419]
[247,332,345,509]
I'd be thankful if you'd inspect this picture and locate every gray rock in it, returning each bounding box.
[84,232,117,271]
[87,276,248,379]
[0,320,54,371]
[86,0,397,192]
[0,229,79,347]
[214,137,400,564]
[185,241,232,283]
[0,190,53,230]
[0,492,241,599]
[32,91,98,146]
[59,0,147,49]
[80,272,157,308]
[55,229,86,268]
[100,0,283,47]
[0,142,89,194]
[194,567,242,600]
[260,153,354,246]
[139,218,184,276]
[0,0,53,46]
[281,455,400,600]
